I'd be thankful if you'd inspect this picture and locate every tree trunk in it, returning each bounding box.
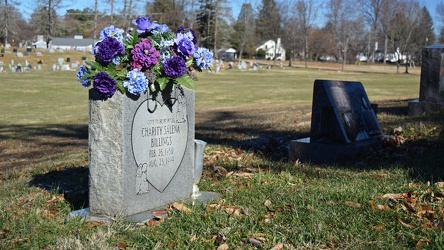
[404,52,409,74]
[304,37,308,68]
[383,35,388,64]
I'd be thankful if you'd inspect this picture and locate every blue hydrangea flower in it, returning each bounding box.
[123,70,148,95]
[193,47,213,69]
[76,65,90,87]
[152,24,170,34]
[100,25,124,44]
[160,39,174,48]
[112,56,121,65]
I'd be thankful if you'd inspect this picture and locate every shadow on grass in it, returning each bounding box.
[29,167,89,210]
[0,124,88,140]
[0,124,88,170]
[195,110,310,161]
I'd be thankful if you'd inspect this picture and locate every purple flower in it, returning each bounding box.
[177,26,197,44]
[130,38,160,70]
[132,16,158,32]
[93,37,125,63]
[163,55,186,78]
[93,72,117,98]
[175,33,195,58]
[193,47,213,69]
[76,65,90,87]
[123,70,148,95]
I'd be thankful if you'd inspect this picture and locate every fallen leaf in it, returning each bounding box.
[217,243,229,250]
[416,239,431,247]
[398,218,414,228]
[225,206,242,217]
[168,241,176,247]
[86,221,105,229]
[152,209,168,215]
[270,243,284,250]
[145,216,164,227]
[117,242,127,249]
[232,172,254,178]
[382,193,404,199]
[373,224,385,230]
[344,201,361,208]
[264,200,272,207]
[190,234,197,242]
[172,202,192,213]
[421,221,434,229]
[377,204,390,210]
[417,206,434,216]
[368,200,376,210]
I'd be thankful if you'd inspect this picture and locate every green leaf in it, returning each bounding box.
[85,61,106,71]
[186,58,193,67]
[116,81,126,94]
[156,77,169,91]
[176,74,194,89]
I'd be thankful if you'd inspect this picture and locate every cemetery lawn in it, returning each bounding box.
[1,63,444,249]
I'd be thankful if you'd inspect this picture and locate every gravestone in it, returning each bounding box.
[16,52,23,57]
[409,45,444,115]
[36,52,43,57]
[88,86,196,221]
[289,79,383,163]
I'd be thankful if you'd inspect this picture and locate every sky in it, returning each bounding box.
[15,0,444,31]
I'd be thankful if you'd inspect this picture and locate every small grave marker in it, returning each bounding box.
[289,79,383,163]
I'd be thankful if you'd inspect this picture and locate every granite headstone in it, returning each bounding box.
[88,86,195,221]
[409,45,444,115]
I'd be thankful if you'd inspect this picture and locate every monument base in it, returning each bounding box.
[68,191,221,223]
[289,137,384,163]
[408,98,444,115]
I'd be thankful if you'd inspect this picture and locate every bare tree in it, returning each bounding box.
[326,0,361,70]
[359,0,383,64]
[294,0,318,68]
[233,3,255,62]
[0,0,24,47]
[378,0,398,64]
[386,0,421,73]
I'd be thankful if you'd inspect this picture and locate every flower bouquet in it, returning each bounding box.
[76,16,213,98]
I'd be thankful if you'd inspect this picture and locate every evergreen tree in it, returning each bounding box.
[256,0,281,42]
[232,3,256,59]
[146,0,186,30]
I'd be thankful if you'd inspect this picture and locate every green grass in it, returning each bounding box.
[1,63,444,249]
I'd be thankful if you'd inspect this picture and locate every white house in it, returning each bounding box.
[32,35,47,49]
[218,48,237,60]
[256,38,285,61]
[52,34,94,51]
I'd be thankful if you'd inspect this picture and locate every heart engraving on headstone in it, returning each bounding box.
[132,91,188,194]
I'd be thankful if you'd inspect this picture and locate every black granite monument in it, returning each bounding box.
[289,79,384,163]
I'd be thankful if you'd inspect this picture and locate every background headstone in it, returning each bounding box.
[289,79,383,163]
[409,45,444,114]
[89,86,195,221]
[310,79,382,144]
